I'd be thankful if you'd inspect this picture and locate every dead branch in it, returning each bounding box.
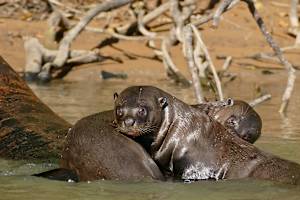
[213,0,238,27]
[153,0,196,86]
[142,1,171,25]
[23,37,108,81]
[161,35,191,86]
[47,10,71,43]
[137,9,157,38]
[171,0,195,42]
[193,38,209,78]
[191,25,224,100]
[116,1,171,35]
[193,0,239,27]
[52,0,132,68]
[222,56,233,71]
[249,94,272,107]
[184,25,204,103]
[24,37,44,76]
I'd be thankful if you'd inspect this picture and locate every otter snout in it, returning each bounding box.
[124,118,135,127]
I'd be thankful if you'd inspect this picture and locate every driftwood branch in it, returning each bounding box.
[183,25,204,103]
[23,37,109,81]
[47,10,71,44]
[151,0,196,86]
[249,94,272,107]
[191,25,224,100]
[212,0,240,27]
[161,35,191,86]
[116,1,170,35]
[137,10,157,38]
[193,38,209,78]
[222,56,233,71]
[193,0,239,27]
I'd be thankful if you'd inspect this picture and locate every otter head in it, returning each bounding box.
[214,100,262,144]
[113,86,168,137]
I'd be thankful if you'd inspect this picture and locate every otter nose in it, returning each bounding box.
[124,118,135,127]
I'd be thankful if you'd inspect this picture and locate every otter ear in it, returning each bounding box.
[158,97,168,108]
[226,98,234,106]
[114,92,119,100]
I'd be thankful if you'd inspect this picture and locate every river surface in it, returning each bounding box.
[0,69,300,199]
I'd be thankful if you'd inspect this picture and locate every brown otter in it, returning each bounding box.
[114,86,300,184]
[62,110,164,181]
[193,99,262,143]
[36,110,164,182]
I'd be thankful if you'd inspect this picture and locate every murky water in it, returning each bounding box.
[1,69,300,199]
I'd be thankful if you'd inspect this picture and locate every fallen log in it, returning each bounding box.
[0,56,71,160]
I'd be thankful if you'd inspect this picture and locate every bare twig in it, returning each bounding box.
[213,0,237,27]
[116,1,170,34]
[184,25,204,103]
[161,35,191,86]
[137,10,157,38]
[222,56,233,71]
[193,0,239,27]
[142,1,171,25]
[191,25,224,100]
[249,94,272,107]
[154,0,197,86]
[193,39,209,78]
[47,10,71,43]
[170,0,195,42]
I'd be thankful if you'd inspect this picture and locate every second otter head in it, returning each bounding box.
[113,86,167,137]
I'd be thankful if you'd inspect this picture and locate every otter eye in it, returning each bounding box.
[137,107,147,117]
[116,107,123,117]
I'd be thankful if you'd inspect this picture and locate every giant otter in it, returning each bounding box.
[193,99,262,143]
[62,110,164,181]
[114,86,300,184]
[36,110,164,182]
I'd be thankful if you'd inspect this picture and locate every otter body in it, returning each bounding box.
[58,111,164,181]
[114,86,300,184]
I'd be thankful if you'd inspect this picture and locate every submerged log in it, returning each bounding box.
[0,56,71,160]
